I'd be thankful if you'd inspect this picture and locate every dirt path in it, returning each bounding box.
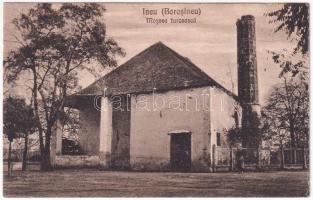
[3,169,309,197]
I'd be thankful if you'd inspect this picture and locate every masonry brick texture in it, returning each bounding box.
[237,15,259,105]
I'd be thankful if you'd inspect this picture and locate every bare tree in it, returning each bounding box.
[262,77,309,149]
[4,3,125,171]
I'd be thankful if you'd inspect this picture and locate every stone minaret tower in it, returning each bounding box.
[236,15,260,147]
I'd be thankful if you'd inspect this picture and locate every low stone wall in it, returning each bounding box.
[55,155,100,168]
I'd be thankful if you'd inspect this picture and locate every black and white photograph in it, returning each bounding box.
[2,1,310,197]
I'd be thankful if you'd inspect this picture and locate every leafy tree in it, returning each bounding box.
[266,4,309,152]
[268,50,308,78]
[4,3,125,170]
[267,3,309,55]
[225,117,263,169]
[261,112,290,147]
[3,97,37,171]
[225,126,242,148]
[266,4,309,77]
[226,113,263,148]
[262,77,309,149]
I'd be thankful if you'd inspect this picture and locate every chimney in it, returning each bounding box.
[236,15,259,105]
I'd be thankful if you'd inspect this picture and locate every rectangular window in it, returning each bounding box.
[216,132,221,146]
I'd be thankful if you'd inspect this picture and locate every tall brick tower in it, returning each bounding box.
[236,15,260,147]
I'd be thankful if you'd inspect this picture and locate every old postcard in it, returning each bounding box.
[2,2,309,197]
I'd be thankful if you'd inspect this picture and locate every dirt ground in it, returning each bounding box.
[3,169,309,197]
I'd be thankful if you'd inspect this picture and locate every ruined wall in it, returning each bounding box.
[129,87,211,171]
[78,99,101,155]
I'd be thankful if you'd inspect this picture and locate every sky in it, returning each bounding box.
[4,3,294,105]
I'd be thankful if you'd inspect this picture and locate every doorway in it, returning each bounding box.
[170,133,191,171]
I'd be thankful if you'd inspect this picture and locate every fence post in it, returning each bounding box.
[257,146,261,170]
[280,145,285,170]
[8,140,12,177]
[212,144,216,172]
[303,147,307,169]
[229,147,233,172]
[293,148,297,164]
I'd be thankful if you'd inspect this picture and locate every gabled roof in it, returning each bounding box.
[71,42,236,99]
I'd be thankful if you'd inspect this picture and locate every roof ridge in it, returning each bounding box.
[161,44,211,80]
[160,43,237,98]
[72,41,238,100]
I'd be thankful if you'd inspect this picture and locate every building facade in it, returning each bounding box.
[51,15,259,172]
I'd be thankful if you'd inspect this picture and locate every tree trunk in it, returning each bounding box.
[229,147,234,172]
[280,145,285,170]
[290,125,297,164]
[31,69,48,171]
[40,126,53,171]
[22,133,29,171]
[8,141,12,176]
[212,144,216,172]
[256,146,261,170]
[302,146,307,169]
[39,128,53,171]
[40,149,53,171]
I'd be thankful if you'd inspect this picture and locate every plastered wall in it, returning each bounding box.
[78,101,101,155]
[210,87,242,148]
[129,87,212,171]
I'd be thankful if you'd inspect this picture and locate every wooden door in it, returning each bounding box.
[170,133,191,171]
